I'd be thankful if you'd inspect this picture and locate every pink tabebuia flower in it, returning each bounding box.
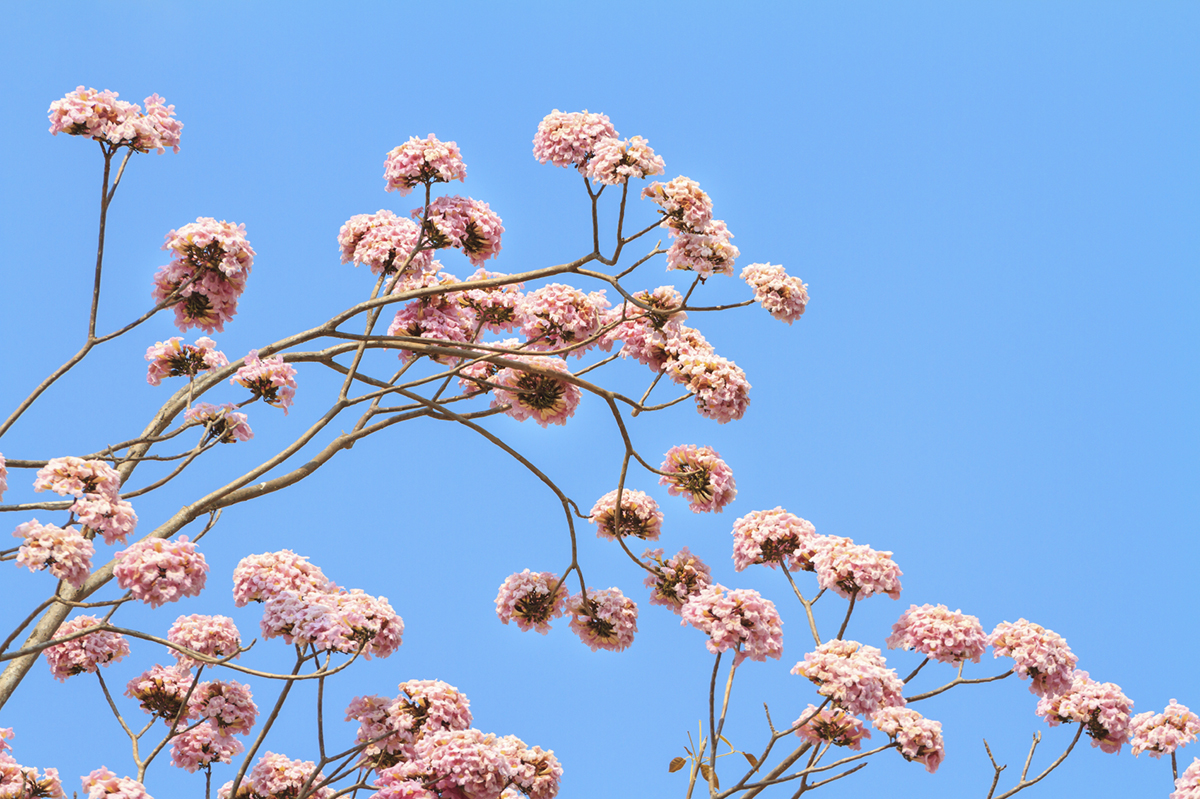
[741,263,809,324]
[642,177,713,234]
[886,604,987,665]
[145,336,228,385]
[1036,670,1133,754]
[231,550,332,606]
[347,680,473,770]
[13,519,94,588]
[49,86,181,154]
[491,357,582,427]
[113,536,208,608]
[590,488,663,541]
[231,350,297,413]
[81,767,153,799]
[1174,758,1200,799]
[34,456,120,499]
[260,587,403,659]
[533,109,618,169]
[44,616,129,681]
[384,134,467,195]
[217,752,333,799]
[667,351,751,423]
[681,584,783,666]
[988,618,1077,698]
[0,453,7,502]
[387,274,477,364]
[184,403,253,443]
[872,707,946,773]
[731,507,818,572]
[0,728,64,798]
[659,444,737,513]
[414,196,503,267]
[167,614,242,668]
[794,704,871,751]
[643,547,712,614]
[666,219,740,278]
[585,136,665,185]
[811,535,903,601]
[497,735,563,799]
[188,679,257,735]
[339,209,434,277]
[170,723,244,773]
[458,268,525,333]
[495,570,568,635]
[125,664,196,725]
[73,493,138,546]
[516,284,609,355]
[566,588,638,652]
[152,218,254,334]
[1131,700,1200,758]
[793,640,906,718]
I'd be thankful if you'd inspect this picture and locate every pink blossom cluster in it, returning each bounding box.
[152,218,254,333]
[681,584,783,666]
[516,284,609,355]
[1036,670,1133,754]
[231,350,297,413]
[384,134,467,195]
[599,286,686,361]
[48,86,181,153]
[987,619,1078,698]
[667,351,751,423]
[387,276,477,364]
[532,109,618,169]
[170,722,245,773]
[189,679,258,734]
[794,704,871,750]
[740,263,809,324]
[646,323,715,374]
[659,444,737,513]
[145,336,228,385]
[113,535,208,609]
[43,615,129,681]
[585,136,666,185]
[81,767,152,799]
[346,679,473,770]
[184,403,253,443]
[495,570,568,634]
[665,219,740,278]
[810,535,902,600]
[490,356,582,427]
[125,664,195,724]
[0,453,7,501]
[261,587,403,659]
[731,507,818,572]
[886,604,988,665]
[414,196,503,267]
[456,338,523,395]
[458,269,526,332]
[642,177,713,233]
[871,707,945,773]
[1174,758,1200,799]
[13,519,94,588]
[338,209,434,277]
[566,588,638,652]
[643,547,712,613]
[0,728,64,799]
[218,752,333,799]
[231,550,332,606]
[33,455,137,546]
[1131,700,1200,758]
[589,488,663,541]
[167,614,242,667]
[792,640,906,718]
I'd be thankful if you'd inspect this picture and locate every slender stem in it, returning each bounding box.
[228,652,306,798]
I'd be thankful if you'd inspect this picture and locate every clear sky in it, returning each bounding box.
[0,2,1196,798]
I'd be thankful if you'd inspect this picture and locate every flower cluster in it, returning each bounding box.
[260,587,404,659]
[43,615,129,681]
[599,286,686,365]
[585,136,665,185]
[681,585,783,665]
[113,536,209,608]
[642,177,713,233]
[415,196,503,267]
[665,219,740,278]
[987,619,1078,698]
[659,445,737,513]
[458,269,525,333]
[189,679,258,735]
[1175,758,1200,799]
[794,704,871,750]
[384,134,467,195]
[810,535,902,600]
[13,519,94,588]
[184,403,253,443]
[872,707,946,773]
[338,209,434,277]
[171,722,245,773]
[125,664,195,724]
[643,547,712,613]
[82,767,153,799]
[741,263,809,324]
[48,86,181,153]
[532,110,617,169]
[456,338,523,395]
[886,604,988,665]
[589,488,663,541]
[231,550,331,606]
[152,218,254,333]
[667,351,751,423]
[167,614,242,668]
[731,507,818,572]
[218,752,333,799]
[1131,700,1200,758]
[0,453,7,502]
[566,588,638,652]
[491,356,582,427]
[516,284,609,354]
[33,455,136,547]
[231,350,297,413]
[1036,670,1133,753]
[495,570,568,635]
[387,275,477,363]
[347,680,473,770]
[145,336,228,385]
[376,728,561,799]
[0,728,64,799]
[792,640,906,718]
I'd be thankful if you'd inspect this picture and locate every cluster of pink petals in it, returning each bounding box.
[415,196,504,267]
[872,707,946,773]
[741,263,809,324]
[347,680,473,769]
[1131,700,1200,758]
[1036,670,1133,754]
[73,493,138,546]
[388,280,478,364]
[184,403,253,443]
[113,536,208,608]
[231,550,332,606]
[188,679,257,735]
[385,134,467,195]
[339,210,434,277]
[886,604,988,665]
[532,109,618,169]
[811,536,902,601]
[218,752,333,799]
[145,336,228,385]
[49,86,181,153]
[459,269,526,333]
[1174,758,1200,799]
[659,444,737,513]
[599,286,686,361]
[666,220,740,278]
[498,737,563,799]
[0,733,64,799]
[44,615,129,681]
[81,767,153,799]
[589,488,663,541]
[491,356,582,427]
[379,728,561,799]
[170,722,245,773]
[566,588,638,652]
[792,641,906,718]
[13,519,94,588]
[456,338,523,395]
[168,614,242,668]
[260,587,403,659]
[643,547,712,613]
[731,507,818,572]
[125,664,195,724]
[643,177,713,233]
[667,351,751,423]
[987,619,1078,698]
[681,584,783,666]
[231,350,297,413]
[152,218,254,334]
[35,456,121,498]
[585,136,665,185]
[0,453,6,502]
[794,704,871,750]
[517,284,609,355]
[648,323,715,375]
[495,570,568,634]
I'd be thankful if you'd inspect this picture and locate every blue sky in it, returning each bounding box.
[0,2,1196,798]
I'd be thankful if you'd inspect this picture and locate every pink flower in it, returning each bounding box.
[231,550,332,606]
[387,275,478,364]
[49,86,181,153]
[659,445,737,513]
[347,680,473,770]
[414,196,503,267]
[496,735,563,799]
[167,614,242,668]
[598,287,687,367]
[811,535,903,601]
[338,209,434,277]
[113,536,208,608]
[0,742,64,798]
[566,588,638,652]
[152,218,254,334]
[988,619,1078,698]
[1174,758,1200,799]
[170,723,244,773]
[81,767,152,799]
[34,456,121,498]
[516,284,609,355]
[456,338,523,395]
[792,640,906,718]
[491,357,582,427]
[495,570,568,634]
[0,452,6,502]
[665,220,740,278]
[533,109,618,169]
[217,752,333,799]
[385,134,467,195]
[1131,700,1200,758]
[589,488,663,541]
[585,136,665,185]
[643,547,712,614]
[794,704,871,750]
[667,351,751,423]
[872,707,946,773]
[232,350,297,413]
[44,615,129,682]
[144,336,228,385]
[681,584,783,666]
[72,493,138,546]
[1036,670,1133,753]
[124,664,196,725]
[741,263,809,324]
[458,268,525,333]
[642,177,713,233]
[260,588,403,659]
[13,519,94,588]
[886,604,988,665]
[731,507,818,572]
[184,403,253,444]
[382,728,516,799]
[188,679,257,735]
